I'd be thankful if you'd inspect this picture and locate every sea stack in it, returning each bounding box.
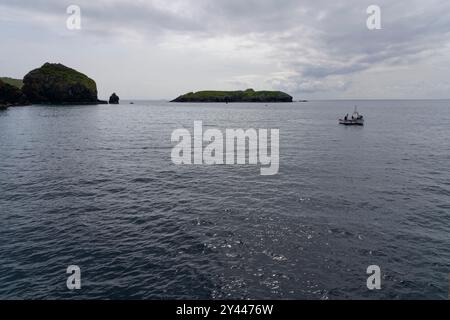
[109,93,120,104]
[22,63,103,105]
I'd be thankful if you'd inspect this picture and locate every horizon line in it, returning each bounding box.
[117,98,450,102]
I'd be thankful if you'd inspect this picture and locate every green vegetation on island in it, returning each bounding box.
[22,63,106,105]
[2,64,294,108]
[0,77,23,89]
[171,89,293,103]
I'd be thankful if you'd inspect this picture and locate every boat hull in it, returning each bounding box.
[339,119,364,126]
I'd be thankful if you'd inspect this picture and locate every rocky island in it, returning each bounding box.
[171,89,293,103]
[22,63,107,105]
[109,93,120,104]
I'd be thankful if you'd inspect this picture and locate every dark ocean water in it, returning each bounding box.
[0,100,449,299]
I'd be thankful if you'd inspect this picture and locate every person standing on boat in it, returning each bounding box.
[344,114,348,121]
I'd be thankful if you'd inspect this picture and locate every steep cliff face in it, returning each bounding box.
[22,63,100,104]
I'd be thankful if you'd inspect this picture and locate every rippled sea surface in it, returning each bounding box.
[0,100,449,299]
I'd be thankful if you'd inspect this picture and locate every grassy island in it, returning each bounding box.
[171,89,293,103]
[22,63,103,105]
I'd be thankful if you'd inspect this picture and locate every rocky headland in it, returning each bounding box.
[0,79,29,109]
[1,63,112,107]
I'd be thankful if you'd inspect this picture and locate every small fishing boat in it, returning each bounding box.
[339,106,364,126]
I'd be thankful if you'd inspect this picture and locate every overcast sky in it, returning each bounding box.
[1,0,450,100]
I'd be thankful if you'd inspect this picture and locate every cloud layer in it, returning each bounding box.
[1,0,450,99]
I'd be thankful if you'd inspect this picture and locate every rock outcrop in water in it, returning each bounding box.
[22,63,105,105]
[0,79,29,109]
[171,89,293,103]
[109,93,120,104]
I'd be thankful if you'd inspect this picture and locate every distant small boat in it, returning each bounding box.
[339,106,364,126]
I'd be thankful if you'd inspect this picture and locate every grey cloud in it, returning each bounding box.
[1,0,450,96]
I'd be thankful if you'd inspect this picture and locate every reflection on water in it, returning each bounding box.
[0,100,449,299]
